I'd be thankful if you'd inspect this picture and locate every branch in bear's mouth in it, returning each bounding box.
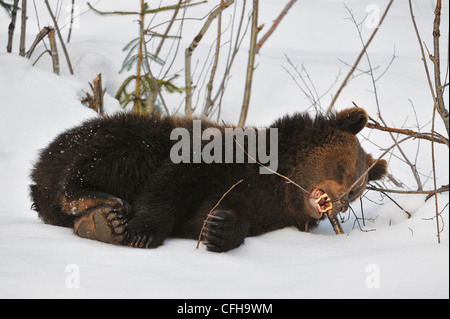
[327,214,344,235]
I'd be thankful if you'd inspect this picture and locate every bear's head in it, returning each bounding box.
[280,108,387,221]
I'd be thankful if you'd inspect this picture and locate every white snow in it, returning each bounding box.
[0,0,448,299]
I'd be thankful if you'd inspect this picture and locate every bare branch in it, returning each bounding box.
[326,0,394,115]
[26,27,51,58]
[432,0,449,136]
[408,0,449,136]
[202,1,222,117]
[6,0,19,53]
[365,122,449,147]
[238,0,259,127]
[366,184,449,197]
[255,0,297,54]
[81,73,107,117]
[47,28,59,75]
[44,0,74,75]
[210,1,250,120]
[154,0,183,58]
[19,0,27,56]
[67,0,75,43]
[185,0,235,117]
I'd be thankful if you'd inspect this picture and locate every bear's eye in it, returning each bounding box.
[337,164,345,175]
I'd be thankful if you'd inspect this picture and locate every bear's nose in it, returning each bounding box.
[335,194,349,213]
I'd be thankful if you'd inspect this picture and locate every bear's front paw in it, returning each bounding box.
[202,209,249,253]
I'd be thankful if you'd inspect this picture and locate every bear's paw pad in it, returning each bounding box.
[74,207,128,245]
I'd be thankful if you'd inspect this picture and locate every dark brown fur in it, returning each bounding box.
[30,108,387,252]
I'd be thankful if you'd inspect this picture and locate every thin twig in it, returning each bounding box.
[133,0,145,113]
[408,0,448,136]
[366,184,449,197]
[81,73,106,116]
[6,0,19,53]
[377,188,412,218]
[19,0,27,56]
[31,50,51,66]
[255,0,297,54]
[283,54,342,113]
[432,0,449,136]
[343,6,424,190]
[140,23,170,114]
[238,0,259,127]
[203,0,223,117]
[196,179,243,249]
[211,1,250,120]
[283,55,320,111]
[431,77,440,242]
[185,0,235,117]
[87,1,204,16]
[350,206,377,232]
[430,0,445,243]
[154,0,183,57]
[47,27,59,74]
[408,0,448,243]
[326,0,394,115]
[44,0,74,74]
[67,0,75,43]
[365,122,449,146]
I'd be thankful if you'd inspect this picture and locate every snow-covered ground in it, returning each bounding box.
[0,0,448,299]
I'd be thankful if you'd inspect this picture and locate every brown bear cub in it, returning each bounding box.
[30,108,387,252]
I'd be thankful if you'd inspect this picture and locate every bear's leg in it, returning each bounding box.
[61,192,130,245]
[123,162,205,249]
[201,209,249,253]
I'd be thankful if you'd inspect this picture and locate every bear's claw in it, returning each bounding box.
[124,231,165,249]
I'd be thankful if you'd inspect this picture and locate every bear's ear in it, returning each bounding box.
[335,108,368,135]
[365,154,388,181]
